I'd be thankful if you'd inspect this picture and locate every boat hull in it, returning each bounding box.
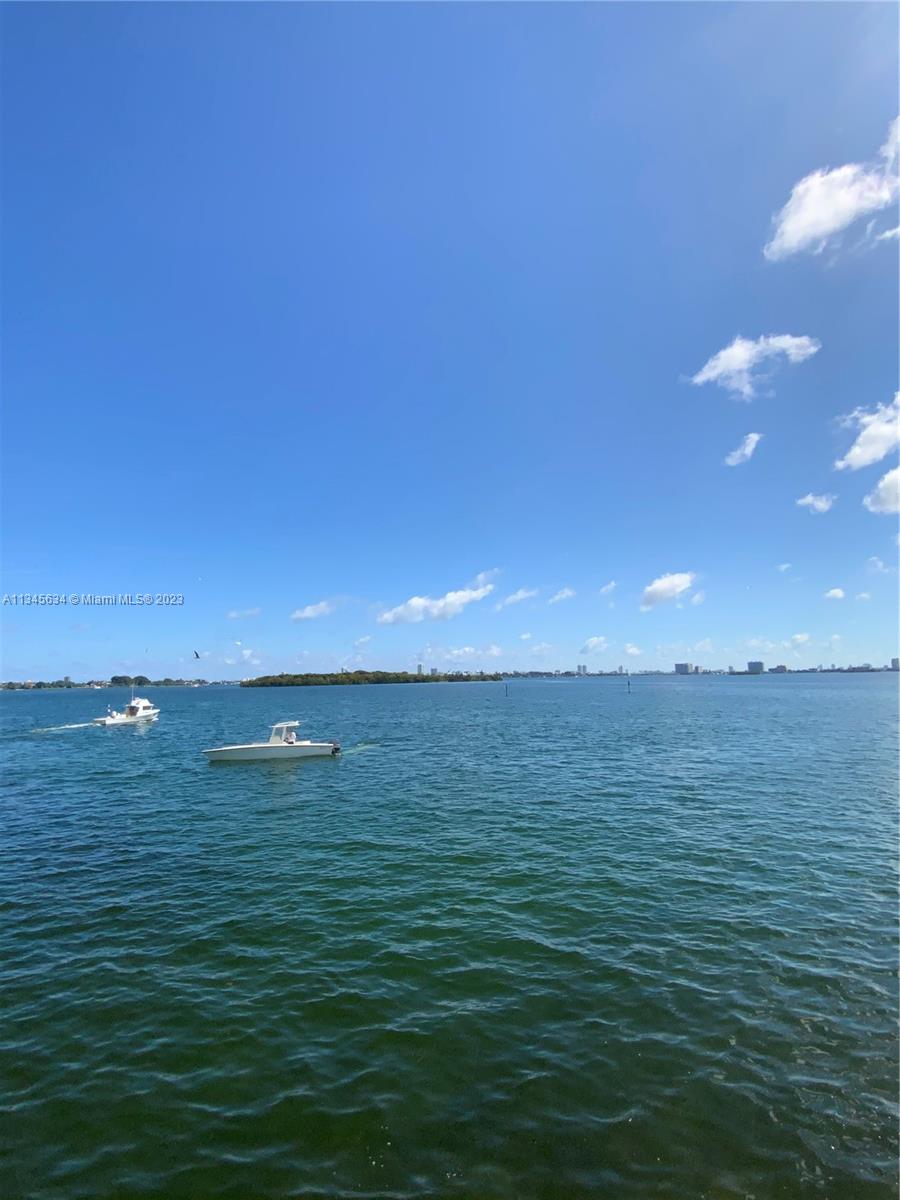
[93,713,159,726]
[204,741,339,762]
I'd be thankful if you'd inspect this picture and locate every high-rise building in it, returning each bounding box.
[747,661,764,674]
[430,667,438,676]
[892,658,899,672]
[674,663,692,675]
[417,664,423,676]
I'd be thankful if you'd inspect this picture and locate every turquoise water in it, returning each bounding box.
[2,676,897,1198]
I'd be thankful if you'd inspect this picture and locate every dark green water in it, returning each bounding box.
[1,676,897,1198]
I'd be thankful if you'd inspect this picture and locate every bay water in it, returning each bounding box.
[2,675,897,1197]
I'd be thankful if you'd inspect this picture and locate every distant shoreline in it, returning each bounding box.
[2,666,895,691]
[239,671,502,687]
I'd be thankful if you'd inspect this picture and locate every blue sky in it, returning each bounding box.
[1,2,897,679]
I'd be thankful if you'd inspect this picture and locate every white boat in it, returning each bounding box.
[93,695,159,726]
[204,720,340,762]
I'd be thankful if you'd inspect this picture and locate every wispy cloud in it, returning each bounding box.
[354,635,371,648]
[796,493,835,514]
[777,563,792,572]
[581,635,608,654]
[520,632,532,640]
[548,587,575,604]
[747,636,778,654]
[824,588,845,600]
[226,607,261,620]
[240,647,261,666]
[866,556,896,575]
[290,600,334,621]
[835,393,900,471]
[599,580,617,596]
[856,592,871,600]
[863,466,899,515]
[724,432,763,466]
[640,571,695,610]
[790,633,810,646]
[378,571,496,624]
[764,117,899,260]
[877,226,900,241]
[495,587,538,611]
[624,643,642,656]
[691,334,820,400]
[690,590,705,606]
[445,644,502,661]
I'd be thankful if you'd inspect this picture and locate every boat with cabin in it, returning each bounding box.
[93,694,159,726]
[204,720,340,762]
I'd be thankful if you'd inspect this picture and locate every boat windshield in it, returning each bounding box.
[270,723,298,744]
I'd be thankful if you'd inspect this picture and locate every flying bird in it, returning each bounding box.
[193,650,200,659]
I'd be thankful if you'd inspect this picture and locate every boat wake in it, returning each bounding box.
[341,742,380,756]
[31,722,97,733]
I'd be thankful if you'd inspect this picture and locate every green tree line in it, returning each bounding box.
[241,671,502,687]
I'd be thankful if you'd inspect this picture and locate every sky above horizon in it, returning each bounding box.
[1,2,898,680]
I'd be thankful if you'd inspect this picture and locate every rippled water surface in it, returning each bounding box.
[2,676,897,1198]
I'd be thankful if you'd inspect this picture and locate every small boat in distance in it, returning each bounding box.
[93,695,159,726]
[204,720,341,762]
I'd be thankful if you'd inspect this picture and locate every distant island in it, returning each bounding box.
[240,670,502,687]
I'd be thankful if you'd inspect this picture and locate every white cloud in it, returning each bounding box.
[290,600,334,621]
[520,632,532,640]
[624,643,642,656]
[777,563,792,572]
[764,118,900,261]
[226,607,261,620]
[530,642,552,655]
[446,644,502,661]
[867,556,891,574]
[378,571,496,624]
[790,633,810,646]
[690,590,706,607]
[863,466,900,515]
[747,636,778,653]
[796,493,835,514]
[824,588,845,600]
[835,394,900,471]
[693,638,714,654]
[724,432,763,466]
[494,587,538,611]
[548,587,575,604]
[581,636,608,654]
[599,580,617,596]
[240,647,261,666]
[856,592,871,600]
[691,334,820,400]
[640,571,695,610]
[354,635,371,648]
[877,226,900,241]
